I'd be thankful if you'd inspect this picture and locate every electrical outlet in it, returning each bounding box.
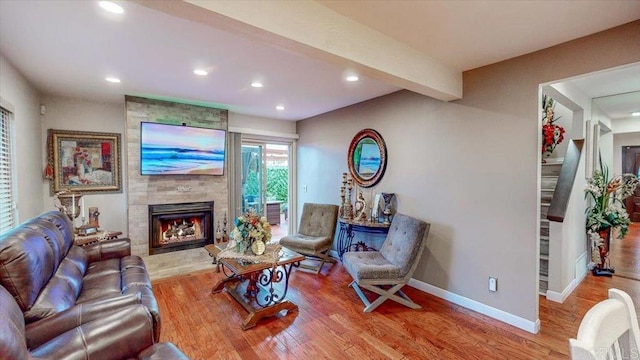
[489,277,497,292]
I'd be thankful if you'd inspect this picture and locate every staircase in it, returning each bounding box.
[540,159,562,295]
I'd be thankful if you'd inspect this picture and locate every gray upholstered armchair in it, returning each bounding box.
[279,203,339,274]
[342,213,430,312]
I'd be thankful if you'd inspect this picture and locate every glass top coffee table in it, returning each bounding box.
[205,243,304,330]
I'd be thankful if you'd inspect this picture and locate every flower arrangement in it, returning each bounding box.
[230,210,272,255]
[585,163,639,239]
[541,95,565,160]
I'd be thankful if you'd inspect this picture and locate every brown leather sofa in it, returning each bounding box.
[0,284,189,359]
[0,211,161,342]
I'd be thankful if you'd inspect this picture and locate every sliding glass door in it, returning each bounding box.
[241,141,291,241]
[241,144,265,215]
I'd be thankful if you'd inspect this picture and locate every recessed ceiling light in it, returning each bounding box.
[193,69,208,76]
[105,77,121,83]
[99,1,124,14]
[276,105,285,111]
[251,82,263,88]
[346,75,359,82]
[632,112,640,117]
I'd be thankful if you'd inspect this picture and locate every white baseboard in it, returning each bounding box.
[546,251,588,303]
[408,278,540,334]
[546,279,578,303]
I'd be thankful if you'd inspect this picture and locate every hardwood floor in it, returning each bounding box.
[609,222,640,281]
[152,224,640,359]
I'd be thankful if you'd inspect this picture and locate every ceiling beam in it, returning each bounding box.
[135,0,462,101]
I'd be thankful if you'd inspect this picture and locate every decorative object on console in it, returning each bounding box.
[88,206,100,228]
[372,193,381,222]
[381,192,395,224]
[215,212,229,243]
[585,161,639,276]
[355,191,368,221]
[541,95,565,162]
[347,128,388,188]
[48,129,122,194]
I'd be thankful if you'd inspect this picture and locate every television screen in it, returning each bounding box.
[140,122,226,176]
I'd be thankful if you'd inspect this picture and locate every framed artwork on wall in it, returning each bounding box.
[48,129,122,194]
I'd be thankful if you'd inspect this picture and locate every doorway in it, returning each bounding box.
[241,142,291,241]
[623,145,640,222]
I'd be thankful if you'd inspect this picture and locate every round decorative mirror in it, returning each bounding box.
[347,128,387,188]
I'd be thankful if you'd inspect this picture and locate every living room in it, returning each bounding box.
[1,1,639,359]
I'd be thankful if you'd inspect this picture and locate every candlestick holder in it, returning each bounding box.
[344,179,354,220]
[53,189,83,223]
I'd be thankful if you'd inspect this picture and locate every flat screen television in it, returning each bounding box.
[140,122,226,176]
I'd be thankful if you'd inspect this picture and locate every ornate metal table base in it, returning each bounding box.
[206,244,303,330]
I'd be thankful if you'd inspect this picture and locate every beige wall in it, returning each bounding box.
[39,95,127,234]
[296,21,640,325]
[0,55,43,222]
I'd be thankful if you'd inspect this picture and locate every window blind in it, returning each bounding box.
[0,107,15,234]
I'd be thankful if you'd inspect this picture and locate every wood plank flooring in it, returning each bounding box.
[152,224,640,359]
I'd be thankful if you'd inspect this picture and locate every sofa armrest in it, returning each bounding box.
[137,342,191,360]
[82,237,132,262]
[25,293,141,349]
[30,304,155,360]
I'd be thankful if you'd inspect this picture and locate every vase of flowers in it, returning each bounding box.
[541,95,565,162]
[585,161,639,276]
[230,210,272,256]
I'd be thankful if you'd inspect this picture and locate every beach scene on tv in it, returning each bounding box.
[141,123,226,175]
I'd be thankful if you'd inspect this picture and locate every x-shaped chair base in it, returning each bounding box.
[349,280,421,313]
[297,251,336,274]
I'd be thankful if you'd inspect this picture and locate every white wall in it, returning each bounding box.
[229,112,297,136]
[40,95,127,235]
[613,132,640,175]
[0,54,43,222]
[613,118,640,134]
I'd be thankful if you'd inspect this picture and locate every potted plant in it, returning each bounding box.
[585,161,639,276]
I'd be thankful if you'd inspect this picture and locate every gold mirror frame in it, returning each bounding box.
[347,128,387,188]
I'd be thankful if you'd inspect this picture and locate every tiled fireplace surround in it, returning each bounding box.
[126,96,229,279]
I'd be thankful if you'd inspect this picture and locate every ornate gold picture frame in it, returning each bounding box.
[48,129,122,194]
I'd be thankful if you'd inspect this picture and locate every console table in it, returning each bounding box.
[337,219,390,260]
[74,230,122,246]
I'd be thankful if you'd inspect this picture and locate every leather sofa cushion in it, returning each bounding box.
[21,218,69,269]
[137,342,191,360]
[0,227,55,311]
[24,250,88,323]
[37,211,75,251]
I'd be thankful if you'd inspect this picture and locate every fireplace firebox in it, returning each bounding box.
[148,201,213,255]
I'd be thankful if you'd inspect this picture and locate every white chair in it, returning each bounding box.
[569,288,640,360]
